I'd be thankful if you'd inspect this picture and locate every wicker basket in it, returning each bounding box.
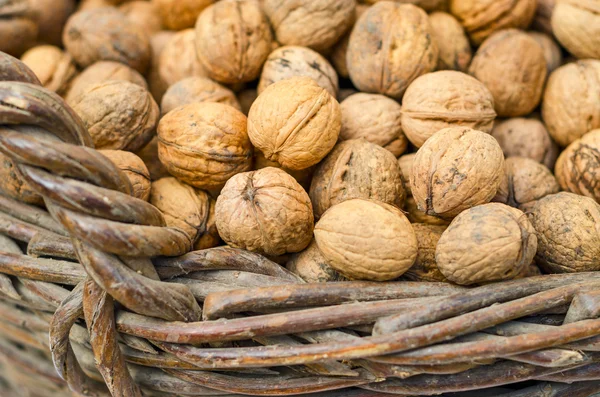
[0,52,599,397]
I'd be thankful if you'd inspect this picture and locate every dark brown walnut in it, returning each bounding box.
[63,7,151,73]
[259,46,339,98]
[309,139,406,219]
[159,29,208,88]
[0,18,37,56]
[532,0,555,35]
[401,71,496,148]
[411,127,505,219]
[263,0,355,53]
[314,199,418,281]
[286,240,347,283]
[542,60,600,147]
[152,0,212,30]
[21,45,77,95]
[161,77,241,115]
[330,4,369,79]
[469,29,547,118]
[99,149,151,201]
[555,129,600,203]
[491,117,560,169]
[429,12,472,72]
[405,196,451,226]
[552,0,600,60]
[195,0,273,84]
[119,1,163,36]
[527,31,563,73]
[71,80,159,151]
[339,93,408,157]
[529,192,600,273]
[237,88,257,116]
[28,0,75,46]
[0,152,43,206]
[436,203,537,285]
[135,136,170,181]
[248,76,341,171]
[449,0,537,45]
[147,30,175,102]
[347,3,438,100]
[215,167,314,256]
[254,151,315,190]
[157,102,253,190]
[398,153,416,196]
[403,224,448,283]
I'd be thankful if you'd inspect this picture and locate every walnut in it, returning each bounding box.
[247,76,341,170]
[542,60,600,147]
[469,29,547,117]
[237,89,258,116]
[119,1,163,36]
[71,81,159,151]
[429,12,472,72]
[152,0,212,30]
[555,129,600,203]
[491,117,560,169]
[449,0,537,45]
[339,93,407,157]
[0,152,44,206]
[401,71,496,148]
[314,199,418,281]
[258,46,338,98]
[215,167,314,256]
[527,31,563,73]
[263,0,355,53]
[330,4,369,79]
[529,192,600,273]
[436,203,537,285]
[63,7,151,73]
[161,77,241,115]
[254,151,314,190]
[411,127,505,219]
[28,0,75,46]
[0,18,37,57]
[20,45,77,95]
[309,139,406,219]
[147,30,175,102]
[347,3,438,100]
[552,0,600,60]
[403,224,448,283]
[157,102,253,190]
[99,149,151,201]
[532,0,554,35]
[195,0,273,84]
[405,196,451,226]
[286,240,346,283]
[135,136,170,181]
[398,153,416,196]
[158,29,208,88]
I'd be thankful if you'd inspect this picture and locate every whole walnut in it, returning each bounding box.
[437,203,537,285]
[411,127,505,219]
[552,0,600,60]
[361,0,448,11]
[405,196,451,226]
[493,157,560,210]
[527,32,563,73]
[195,0,272,84]
[215,167,314,256]
[309,139,406,219]
[398,153,416,196]
[529,192,600,273]
[469,29,547,117]
[449,0,537,45]
[491,117,559,169]
[532,0,555,35]
[314,199,418,281]
[71,81,159,151]
[28,0,75,46]
[286,240,346,283]
[254,151,314,190]
[555,129,600,203]
[248,76,341,170]
[63,7,151,73]
[237,89,258,116]
[159,29,208,88]
[157,102,253,190]
[429,12,472,72]
[0,18,37,57]
[66,61,147,104]
[330,4,369,79]
[542,60,600,147]
[135,136,170,181]
[403,224,448,283]
[161,77,241,115]
[0,152,43,206]
[119,1,163,36]
[401,71,496,148]
[258,46,338,98]
[147,30,175,103]
[152,0,212,30]
[347,3,438,100]
[262,0,355,53]
[99,149,151,201]
[21,45,77,95]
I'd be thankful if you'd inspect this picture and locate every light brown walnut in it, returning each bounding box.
[161,77,241,115]
[403,224,449,283]
[551,0,600,60]
[99,149,151,201]
[152,0,213,31]
[21,45,77,95]
[159,29,208,88]
[286,240,346,283]
[429,12,472,72]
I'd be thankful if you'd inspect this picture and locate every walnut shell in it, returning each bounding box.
[99,149,151,201]
[263,0,355,53]
[147,30,175,103]
[398,153,416,196]
[258,46,339,98]
[0,18,37,57]
[195,0,272,84]
[339,93,407,157]
[237,88,257,116]
[21,45,77,95]
[403,224,448,283]
[527,31,563,73]
[63,7,151,73]
[247,76,341,171]
[436,203,537,285]
[135,136,169,181]
[159,29,208,88]
[542,60,600,147]
[161,77,241,115]
[429,12,472,72]
[314,199,418,281]
[491,117,560,169]
[401,71,496,148]
[286,240,346,283]
[309,139,406,219]
[469,29,547,117]
[0,152,43,206]
[254,151,314,190]
[157,102,253,190]
[71,80,159,151]
[449,0,537,45]
[347,3,438,100]
[119,1,163,36]
[330,4,369,79]
[152,0,212,30]
[555,129,600,203]
[532,0,555,35]
[411,127,505,219]
[529,192,600,273]
[552,0,600,60]
[215,167,314,256]
[405,196,451,226]
[28,0,75,46]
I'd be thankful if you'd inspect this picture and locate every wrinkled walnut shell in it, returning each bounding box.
[99,149,151,201]
[152,0,212,30]
[286,240,346,283]
[527,31,563,73]
[21,45,77,95]
[159,29,208,88]
[161,77,241,115]
[403,224,448,283]
[552,0,600,60]
[119,1,163,36]
[0,152,44,206]
[429,12,472,72]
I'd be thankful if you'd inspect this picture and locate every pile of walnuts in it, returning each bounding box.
[5,0,600,286]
